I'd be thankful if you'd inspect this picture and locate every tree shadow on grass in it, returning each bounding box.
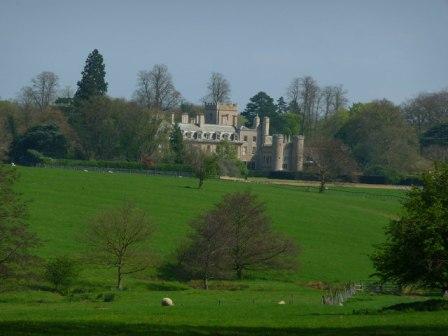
[0,322,447,336]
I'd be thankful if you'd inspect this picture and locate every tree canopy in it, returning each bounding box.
[372,163,448,295]
[9,123,68,164]
[337,100,419,174]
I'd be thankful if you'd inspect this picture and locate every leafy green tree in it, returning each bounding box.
[74,49,108,101]
[170,123,184,164]
[372,163,448,296]
[9,123,68,164]
[0,166,40,280]
[215,140,248,178]
[185,145,218,189]
[337,100,420,174]
[278,113,301,136]
[44,256,78,293]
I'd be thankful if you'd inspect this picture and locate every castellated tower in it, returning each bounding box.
[204,103,238,126]
[273,134,284,171]
[292,135,305,171]
[262,116,270,145]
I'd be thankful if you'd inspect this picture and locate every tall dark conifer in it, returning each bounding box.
[170,123,184,164]
[74,49,108,101]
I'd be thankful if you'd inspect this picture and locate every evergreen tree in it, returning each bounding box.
[74,49,108,101]
[276,96,288,114]
[242,91,277,126]
[170,123,184,164]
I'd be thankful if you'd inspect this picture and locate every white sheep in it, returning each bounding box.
[161,297,174,306]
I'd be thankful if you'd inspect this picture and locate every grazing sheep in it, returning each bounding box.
[161,298,174,306]
[83,169,88,172]
[278,300,286,305]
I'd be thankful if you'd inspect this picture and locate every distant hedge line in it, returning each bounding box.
[255,170,423,186]
[44,159,192,172]
[26,150,192,172]
[26,149,422,186]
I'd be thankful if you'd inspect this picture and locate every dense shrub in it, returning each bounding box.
[44,256,78,293]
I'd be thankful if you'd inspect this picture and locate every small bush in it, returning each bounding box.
[44,256,78,294]
[102,292,115,302]
[382,299,448,312]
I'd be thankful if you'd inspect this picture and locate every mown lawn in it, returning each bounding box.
[1,166,446,335]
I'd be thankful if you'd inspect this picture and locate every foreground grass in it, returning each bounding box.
[1,283,447,335]
[2,166,446,335]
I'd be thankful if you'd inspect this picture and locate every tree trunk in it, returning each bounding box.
[236,268,242,280]
[198,178,204,189]
[319,174,326,193]
[443,287,448,299]
[117,265,123,290]
[203,276,208,290]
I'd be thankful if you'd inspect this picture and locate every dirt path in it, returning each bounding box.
[220,176,411,190]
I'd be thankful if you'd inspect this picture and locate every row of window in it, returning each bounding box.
[184,132,236,141]
[243,135,257,142]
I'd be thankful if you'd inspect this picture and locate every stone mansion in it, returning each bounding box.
[175,103,304,172]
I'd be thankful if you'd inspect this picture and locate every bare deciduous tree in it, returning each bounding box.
[203,72,231,105]
[134,64,181,111]
[138,109,172,164]
[402,90,448,137]
[287,76,320,135]
[223,192,298,279]
[178,211,230,289]
[321,85,348,118]
[19,71,59,112]
[178,191,298,284]
[305,136,358,192]
[83,202,154,290]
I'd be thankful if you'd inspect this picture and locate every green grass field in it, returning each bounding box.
[1,166,447,335]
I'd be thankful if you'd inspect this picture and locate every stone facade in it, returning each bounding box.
[176,103,304,172]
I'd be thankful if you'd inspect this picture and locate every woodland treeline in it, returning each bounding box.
[0,49,447,181]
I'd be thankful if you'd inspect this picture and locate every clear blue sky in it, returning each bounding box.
[1,0,447,108]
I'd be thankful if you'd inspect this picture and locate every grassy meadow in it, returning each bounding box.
[1,166,447,335]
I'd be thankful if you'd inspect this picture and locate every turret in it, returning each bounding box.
[198,114,205,127]
[262,116,270,145]
[273,134,284,171]
[181,113,189,124]
[292,135,305,172]
[253,114,260,128]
